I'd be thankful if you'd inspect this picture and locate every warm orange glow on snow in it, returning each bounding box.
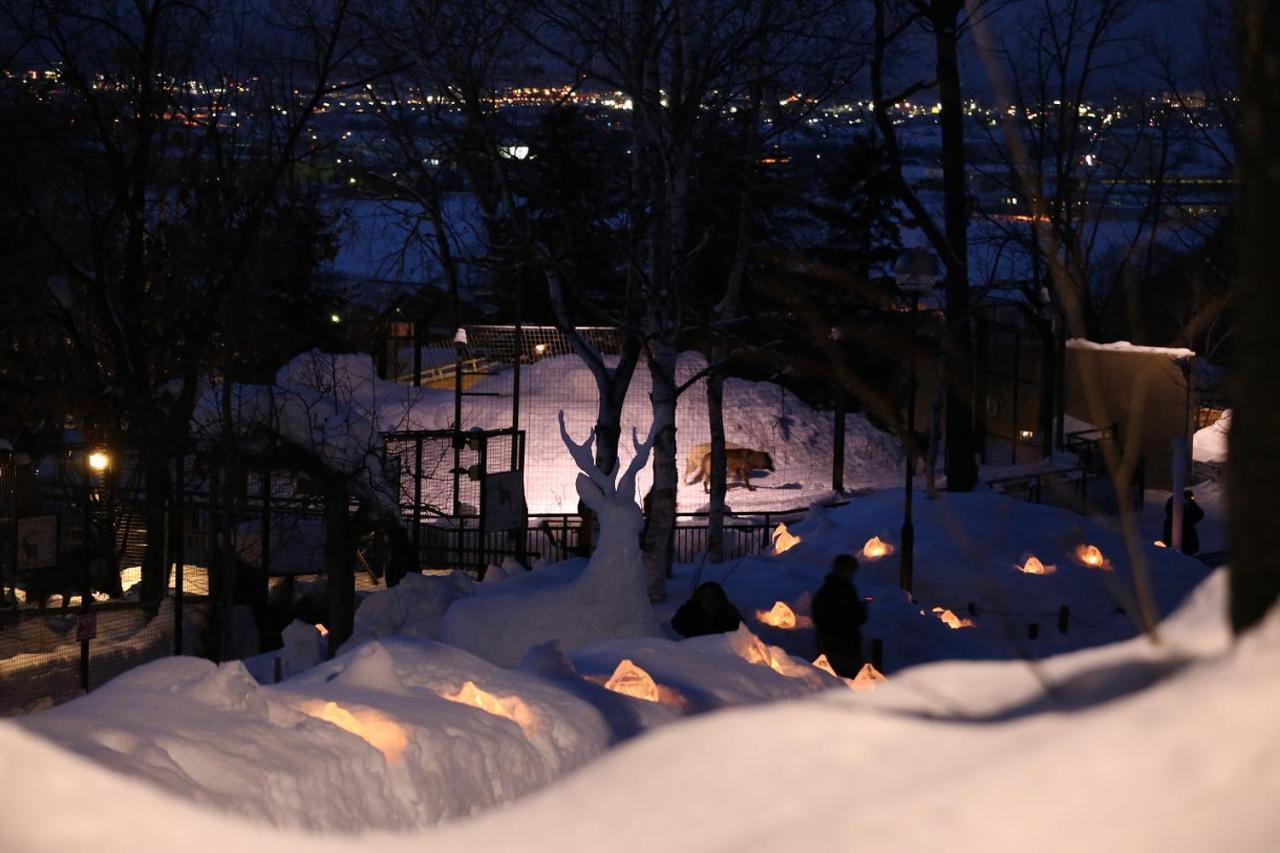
[849,662,887,691]
[602,659,661,703]
[756,601,810,629]
[1074,544,1110,569]
[301,700,408,761]
[315,623,329,637]
[1016,555,1056,575]
[443,681,539,734]
[814,655,886,691]
[1153,540,1167,548]
[932,607,975,629]
[862,536,894,559]
[757,600,796,628]
[771,523,801,554]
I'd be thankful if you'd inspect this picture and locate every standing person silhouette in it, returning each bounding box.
[812,554,868,677]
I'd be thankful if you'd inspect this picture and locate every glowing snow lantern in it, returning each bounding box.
[1153,540,1168,549]
[931,606,975,629]
[301,700,408,761]
[1074,544,1109,569]
[443,680,539,734]
[87,451,110,473]
[602,658,661,703]
[861,536,894,560]
[849,662,887,692]
[757,600,798,629]
[771,523,801,554]
[812,654,837,677]
[1016,555,1055,575]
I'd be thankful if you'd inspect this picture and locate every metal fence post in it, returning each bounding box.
[173,456,184,655]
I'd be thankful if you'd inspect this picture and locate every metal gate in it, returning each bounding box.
[384,428,526,576]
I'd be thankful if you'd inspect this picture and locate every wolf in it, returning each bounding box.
[684,449,775,493]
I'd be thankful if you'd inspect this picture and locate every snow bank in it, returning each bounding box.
[4,569,1277,852]
[668,490,1211,671]
[1066,338,1196,359]
[1193,409,1229,463]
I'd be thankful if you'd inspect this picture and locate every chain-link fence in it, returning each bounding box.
[1,446,210,716]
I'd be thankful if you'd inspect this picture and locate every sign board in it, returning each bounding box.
[16,515,59,571]
[483,471,526,533]
[76,612,97,641]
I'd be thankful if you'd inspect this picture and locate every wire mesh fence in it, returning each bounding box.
[0,447,212,716]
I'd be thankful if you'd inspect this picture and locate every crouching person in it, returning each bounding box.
[672,581,743,638]
[812,554,868,677]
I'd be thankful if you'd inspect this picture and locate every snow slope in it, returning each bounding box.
[249,349,903,515]
[4,569,1277,852]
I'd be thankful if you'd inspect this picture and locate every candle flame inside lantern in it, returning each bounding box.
[1075,544,1108,569]
[443,680,539,734]
[1017,555,1055,575]
[849,662,887,692]
[862,536,894,559]
[757,601,798,629]
[603,658,660,703]
[771,523,801,554]
[300,700,408,761]
[932,607,975,629]
[812,654,837,677]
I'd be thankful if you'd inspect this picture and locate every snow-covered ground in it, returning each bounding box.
[5,488,1243,851]
[227,349,904,515]
[5,563,1275,851]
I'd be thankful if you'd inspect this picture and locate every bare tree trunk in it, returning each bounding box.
[643,341,679,601]
[935,2,978,492]
[706,362,728,561]
[1229,0,1280,633]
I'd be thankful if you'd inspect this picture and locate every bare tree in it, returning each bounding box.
[0,0,371,626]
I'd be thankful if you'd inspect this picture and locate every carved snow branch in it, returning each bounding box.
[617,421,659,504]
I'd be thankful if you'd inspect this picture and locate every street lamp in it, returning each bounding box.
[87,450,110,473]
[453,328,467,516]
[893,248,942,596]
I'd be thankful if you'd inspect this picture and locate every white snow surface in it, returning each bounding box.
[1193,408,1230,463]
[5,567,1278,851]
[4,491,1250,850]
[233,349,902,515]
[1066,338,1197,359]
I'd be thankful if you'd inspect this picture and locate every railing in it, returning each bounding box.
[985,456,1145,516]
[408,505,825,577]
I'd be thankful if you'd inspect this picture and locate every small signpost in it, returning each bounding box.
[483,471,526,533]
[16,515,58,571]
[76,612,97,642]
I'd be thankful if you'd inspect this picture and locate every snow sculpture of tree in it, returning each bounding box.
[441,412,661,666]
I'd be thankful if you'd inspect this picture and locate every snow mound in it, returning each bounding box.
[1193,409,1229,463]
[338,571,477,654]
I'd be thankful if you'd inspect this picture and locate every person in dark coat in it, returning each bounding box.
[811,553,868,677]
[1161,488,1205,555]
[671,581,743,638]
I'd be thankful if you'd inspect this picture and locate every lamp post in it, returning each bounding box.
[453,328,467,517]
[893,250,941,596]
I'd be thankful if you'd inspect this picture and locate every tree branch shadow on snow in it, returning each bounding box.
[877,656,1193,726]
